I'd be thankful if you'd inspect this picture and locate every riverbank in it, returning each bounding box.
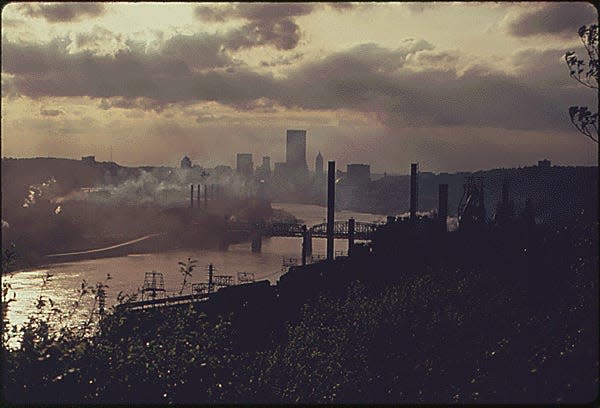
[3,205,301,274]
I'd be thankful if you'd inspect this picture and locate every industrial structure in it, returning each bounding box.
[410,163,419,221]
[458,176,486,230]
[118,157,549,337]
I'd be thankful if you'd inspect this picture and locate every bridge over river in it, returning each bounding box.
[266,221,378,240]
[226,219,381,257]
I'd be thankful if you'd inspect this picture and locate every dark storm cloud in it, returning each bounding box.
[194,3,353,51]
[17,2,106,23]
[2,35,592,132]
[224,18,301,51]
[508,3,598,37]
[260,53,304,67]
[194,3,316,22]
[40,109,63,117]
[277,42,590,131]
[161,33,232,69]
[194,3,315,51]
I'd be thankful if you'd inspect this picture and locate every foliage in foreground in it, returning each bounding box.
[2,220,598,404]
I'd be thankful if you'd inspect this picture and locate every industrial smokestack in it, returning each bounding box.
[301,225,308,266]
[327,160,335,261]
[410,163,419,221]
[190,184,194,208]
[438,184,448,232]
[197,184,200,208]
[348,218,355,257]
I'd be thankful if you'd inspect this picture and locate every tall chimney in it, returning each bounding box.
[301,225,308,266]
[438,184,448,232]
[327,160,335,261]
[197,184,200,208]
[410,163,419,221]
[190,184,194,208]
[348,218,355,257]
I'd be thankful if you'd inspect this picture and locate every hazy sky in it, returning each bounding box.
[1,2,598,173]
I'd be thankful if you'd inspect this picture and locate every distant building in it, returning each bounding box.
[260,156,271,179]
[315,151,323,177]
[180,156,192,169]
[538,159,551,168]
[346,164,371,185]
[286,129,308,180]
[236,153,253,177]
[254,156,271,181]
[273,162,286,178]
[213,165,232,177]
[82,156,96,165]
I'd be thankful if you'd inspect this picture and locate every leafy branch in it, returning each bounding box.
[178,257,198,295]
[565,24,599,144]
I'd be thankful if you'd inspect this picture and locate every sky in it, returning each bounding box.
[1,2,598,173]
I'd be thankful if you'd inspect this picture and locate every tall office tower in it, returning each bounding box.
[286,129,308,179]
[262,156,271,177]
[236,153,253,177]
[315,151,323,177]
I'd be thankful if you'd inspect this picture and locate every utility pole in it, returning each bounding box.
[208,263,214,294]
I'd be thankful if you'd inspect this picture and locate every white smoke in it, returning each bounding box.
[22,177,58,208]
[53,168,256,207]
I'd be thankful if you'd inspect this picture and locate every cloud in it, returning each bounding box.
[194,3,315,51]
[260,53,304,67]
[2,35,594,133]
[40,108,64,117]
[98,97,167,113]
[275,41,591,131]
[194,3,354,51]
[1,18,25,28]
[194,3,316,23]
[17,2,107,23]
[161,33,233,69]
[507,3,598,37]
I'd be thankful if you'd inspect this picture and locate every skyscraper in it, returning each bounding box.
[262,156,271,176]
[286,129,308,180]
[236,153,253,177]
[315,151,323,177]
[256,156,271,180]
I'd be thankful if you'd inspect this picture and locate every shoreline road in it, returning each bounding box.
[45,233,166,258]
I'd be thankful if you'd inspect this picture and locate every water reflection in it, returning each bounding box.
[4,203,388,335]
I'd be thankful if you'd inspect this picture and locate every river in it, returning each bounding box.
[3,203,389,337]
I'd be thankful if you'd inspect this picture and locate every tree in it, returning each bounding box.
[178,257,198,294]
[565,24,599,143]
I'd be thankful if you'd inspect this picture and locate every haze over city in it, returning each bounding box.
[2,2,598,173]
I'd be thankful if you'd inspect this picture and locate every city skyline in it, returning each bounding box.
[1,2,598,173]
